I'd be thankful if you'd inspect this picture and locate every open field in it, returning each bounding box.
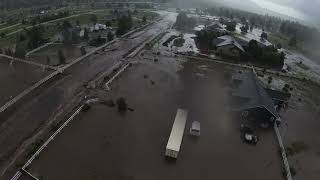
[27,57,283,180]
[0,57,53,107]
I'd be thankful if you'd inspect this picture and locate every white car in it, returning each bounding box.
[189,121,200,136]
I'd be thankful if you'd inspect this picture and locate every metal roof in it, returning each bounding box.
[215,35,245,52]
[166,109,188,152]
[231,70,280,119]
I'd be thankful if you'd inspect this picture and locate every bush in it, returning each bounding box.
[116,97,127,112]
[173,38,185,47]
[82,104,91,112]
[286,141,308,156]
[89,36,106,47]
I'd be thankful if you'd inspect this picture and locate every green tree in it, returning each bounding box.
[116,15,133,36]
[276,43,282,49]
[14,44,26,58]
[248,40,262,58]
[80,46,86,55]
[142,16,147,23]
[46,56,51,65]
[26,25,46,49]
[83,28,89,41]
[105,21,112,27]
[226,21,236,32]
[261,31,268,40]
[175,12,196,30]
[116,97,127,112]
[107,31,114,41]
[289,36,297,47]
[90,14,98,24]
[58,50,66,64]
[61,20,73,44]
[240,23,249,34]
[5,48,14,56]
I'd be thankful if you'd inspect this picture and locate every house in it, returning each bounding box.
[213,35,245,58]
[89,23,107,32]
[206,22,225,32]
[230,70,281,126]
[235,34,273,48]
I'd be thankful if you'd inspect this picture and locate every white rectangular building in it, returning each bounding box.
[165,109,188,159]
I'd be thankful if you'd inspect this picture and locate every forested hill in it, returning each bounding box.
[0,0,64,9]
[0,0,168,10]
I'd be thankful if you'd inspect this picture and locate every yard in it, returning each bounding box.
[26,56,283,180]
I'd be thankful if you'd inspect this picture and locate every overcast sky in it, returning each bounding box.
[252,0,319,20]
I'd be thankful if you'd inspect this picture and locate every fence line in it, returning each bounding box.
[0,20,157,115]
[23,105,84,168]
[274,122,292,180]
[0,54,58,71]
[0,71,59,113]
[9,105,84,180]
[8,18,161,180]
[26,41,57,57]
[105,62,131,87]
[21,169,39,180]
[183,54,320,85]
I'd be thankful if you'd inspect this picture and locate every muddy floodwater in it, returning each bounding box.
[0,57,53,107]
[279,79,320,180]
[27,44,83,66]
[28,56,283,180]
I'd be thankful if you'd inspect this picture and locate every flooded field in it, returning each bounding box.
[27,44,84,66]
[278,78,320,180]
[0,57,53,107]
[27,56,283,180]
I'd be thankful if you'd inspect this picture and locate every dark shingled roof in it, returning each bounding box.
[265,89,291,102]
[231,70,280,119]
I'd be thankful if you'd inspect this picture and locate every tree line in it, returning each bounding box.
[206,6,320,47]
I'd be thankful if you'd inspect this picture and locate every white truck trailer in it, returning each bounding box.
[165,109,188,159]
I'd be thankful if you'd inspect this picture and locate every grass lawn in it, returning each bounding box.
[0,9,158,52]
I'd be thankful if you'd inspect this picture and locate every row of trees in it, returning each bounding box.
[241,40,285,68]
[195,29,226,50]
[116,14,133,36]
[175,12,196,31]
[206,6,320,48]
[28,11,69,25]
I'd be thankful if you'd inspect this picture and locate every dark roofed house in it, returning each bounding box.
[230,70,281,127]
[213,35,244,58]
[206,22,225,32]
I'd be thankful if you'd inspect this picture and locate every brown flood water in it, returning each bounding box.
[28,57,283,180]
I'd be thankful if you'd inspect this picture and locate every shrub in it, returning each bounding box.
[116,97,127,112]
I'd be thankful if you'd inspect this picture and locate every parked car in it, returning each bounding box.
[189,121,200,136]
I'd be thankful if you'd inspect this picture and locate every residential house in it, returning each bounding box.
[213,35,245,58]
[230,70,282,126]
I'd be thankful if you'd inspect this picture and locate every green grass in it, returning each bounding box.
[268,33,290,48]
[286,141,309,156]
[0,9,157,51]
[0,23,8,29]
[0,24,28,35]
